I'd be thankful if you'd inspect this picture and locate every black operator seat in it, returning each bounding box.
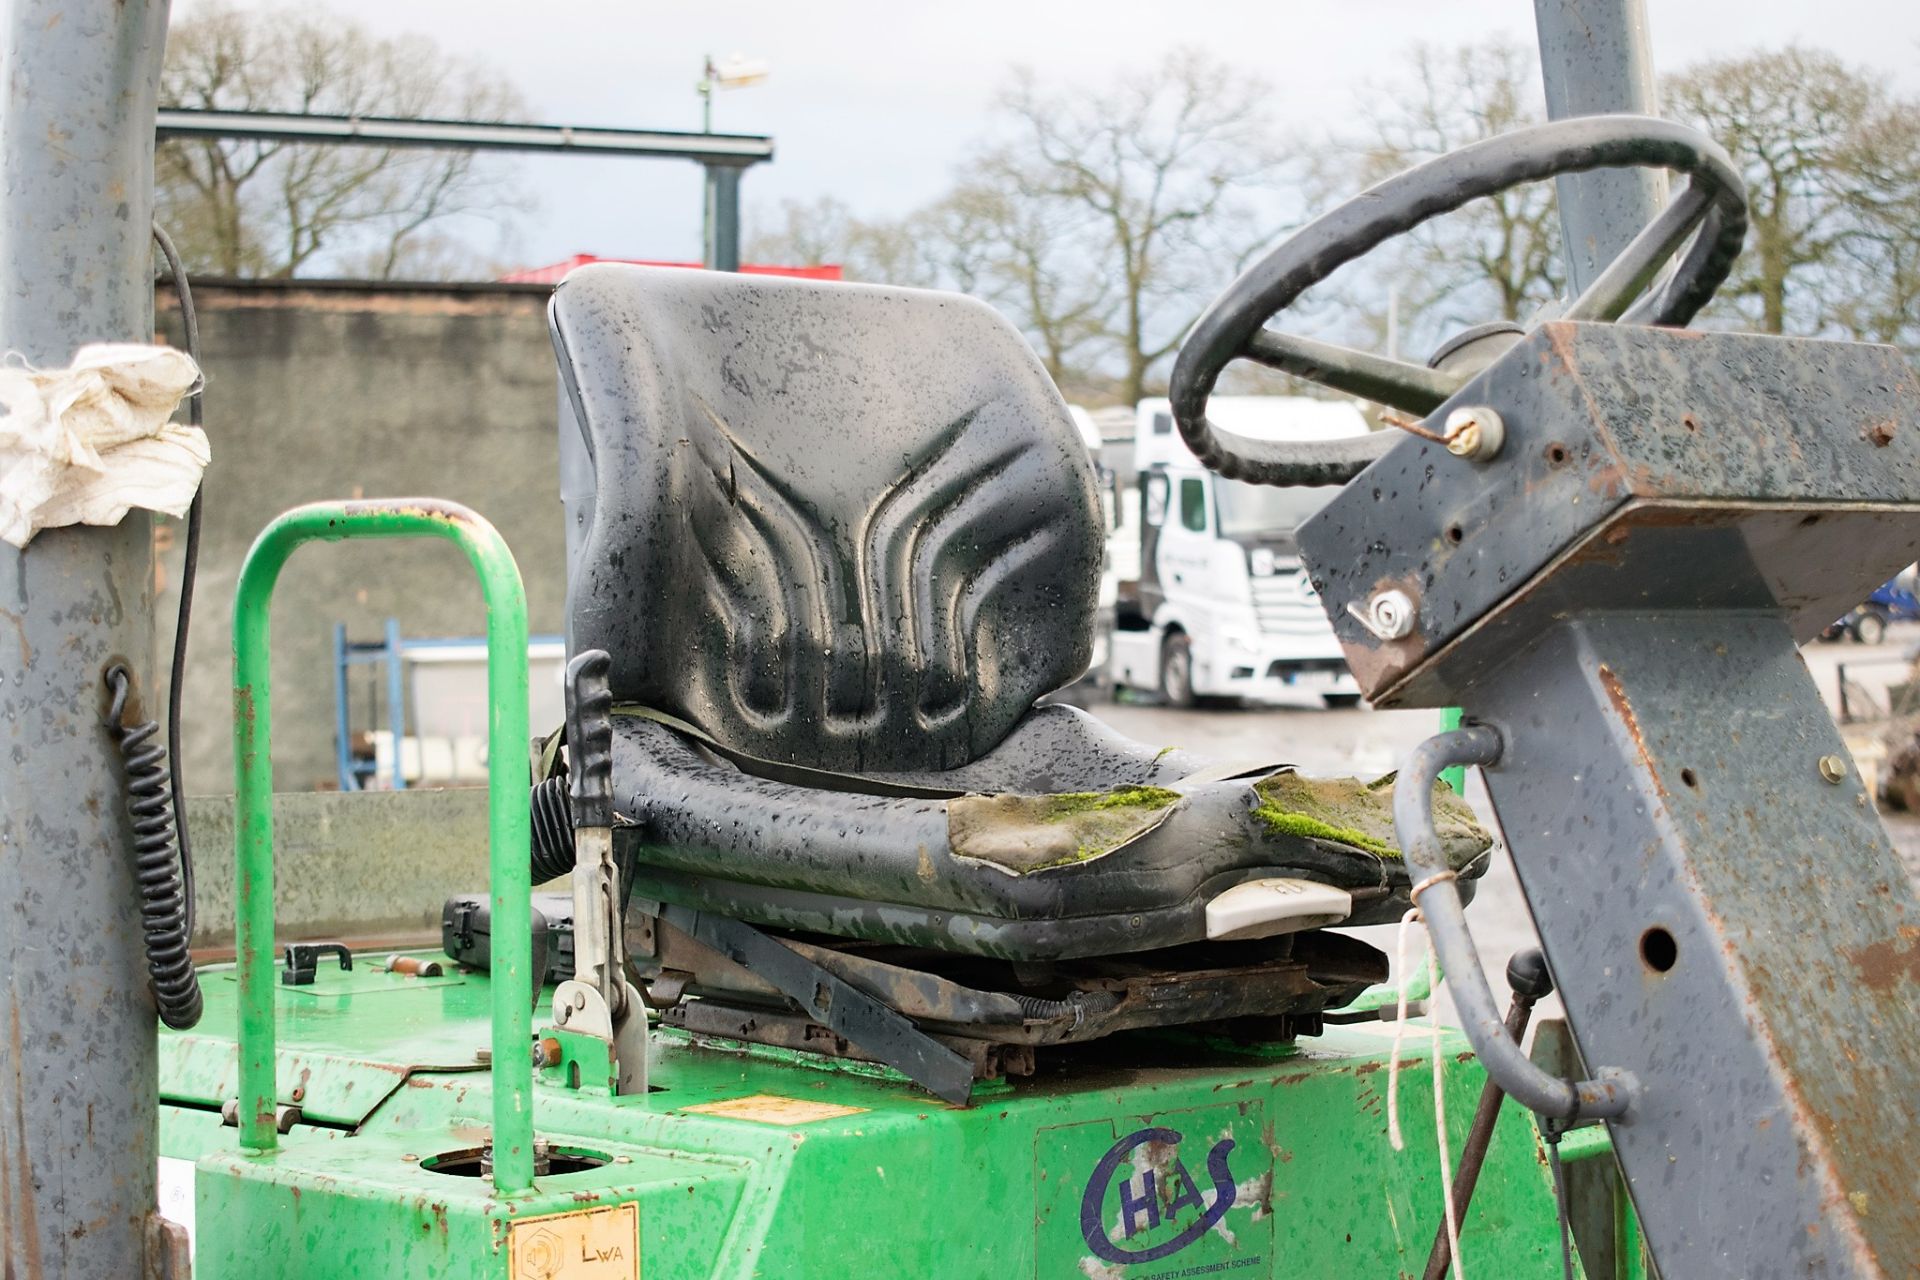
[547,265,1490,961]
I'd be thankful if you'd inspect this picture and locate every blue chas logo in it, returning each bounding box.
[1078,1126,1238,1265]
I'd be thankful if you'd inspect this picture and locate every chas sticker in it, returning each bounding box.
[1035,1103,1271,1277]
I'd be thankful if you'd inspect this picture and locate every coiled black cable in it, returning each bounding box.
[152,222,200,937]
[104,664,203,1030]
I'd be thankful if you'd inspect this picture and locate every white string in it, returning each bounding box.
[1383,905,1467,1278]
[1429,945,1465,1280]
[1386,906,1421,1151]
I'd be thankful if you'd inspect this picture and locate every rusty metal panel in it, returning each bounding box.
[1298,321,1920,704]
[1477,614,1920,1274]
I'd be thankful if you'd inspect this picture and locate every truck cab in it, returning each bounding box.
[1107,396,1367,708]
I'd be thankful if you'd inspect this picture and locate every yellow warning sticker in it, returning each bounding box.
[508,1202,639,1280]
[679,1094,869,1125]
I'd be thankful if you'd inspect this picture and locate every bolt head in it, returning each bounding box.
[1367,588,1417,640]
[1444,406,1505,460]
[1819,754,1849,784]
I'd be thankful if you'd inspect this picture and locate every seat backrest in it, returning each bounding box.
[549,265,1102,773]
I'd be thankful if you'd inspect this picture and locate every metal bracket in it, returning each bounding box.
[280,943,351,986]
[658,904,977,1106]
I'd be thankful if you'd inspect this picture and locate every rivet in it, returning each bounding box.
[1819,755,1848,784]
[401,1153,419,1163]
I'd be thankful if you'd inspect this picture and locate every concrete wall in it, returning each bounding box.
[156,280,568,795]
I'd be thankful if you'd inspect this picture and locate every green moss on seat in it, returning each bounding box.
[949,785,1184,875]
[1038,786,1182,820]
[1250,770,1491,869]
[1250,803,1398,858]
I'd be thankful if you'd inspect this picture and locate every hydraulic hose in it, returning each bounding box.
[103,664,203,1030]
[1396,725,1630,1121]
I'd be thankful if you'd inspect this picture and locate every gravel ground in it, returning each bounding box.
[1078,622,1920,1025]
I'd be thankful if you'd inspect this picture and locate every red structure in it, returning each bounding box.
[501,254,843,286]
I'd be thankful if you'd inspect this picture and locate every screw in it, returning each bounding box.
[1819,754,1848,784]
[1349,588,1417,641]
[1444,406,1505,460]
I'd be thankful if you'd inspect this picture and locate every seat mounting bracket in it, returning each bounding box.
[657,905,978,1105]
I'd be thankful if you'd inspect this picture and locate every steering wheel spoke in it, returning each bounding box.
[1170,115,1748,487]
[1243,329,1464,417]
[1564,179,1714,323]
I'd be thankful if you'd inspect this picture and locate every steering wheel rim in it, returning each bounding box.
[1169,114,1749,487]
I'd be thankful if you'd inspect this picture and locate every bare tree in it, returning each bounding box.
[1665,48,1885,338]
[920,173,1112,392]
[745,195,942,288]
[1835,105,1920,354]
[157,3,529,279]
[993,50,1283,405]
[1306,41,1562,361]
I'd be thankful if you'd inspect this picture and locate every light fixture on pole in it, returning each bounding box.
[698,53,770,271]
[699,53,771,135]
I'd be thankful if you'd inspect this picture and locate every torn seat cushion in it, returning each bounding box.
[609,705,1492,961]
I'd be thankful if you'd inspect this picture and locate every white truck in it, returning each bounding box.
[1105,396,1367,708]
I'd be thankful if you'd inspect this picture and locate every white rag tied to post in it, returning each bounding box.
[0,342,207,548]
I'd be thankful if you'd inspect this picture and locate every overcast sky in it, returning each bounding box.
[177,0,1920,271]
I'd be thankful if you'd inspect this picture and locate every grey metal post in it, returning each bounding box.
[1533,0,1669,292]
[0,2,175,1277]
[703,163,743,272]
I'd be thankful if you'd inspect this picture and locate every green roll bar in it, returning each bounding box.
[230,499,536,1193]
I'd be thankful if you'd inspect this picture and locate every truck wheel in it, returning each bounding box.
[1160,634,1197,709]
[1853,611,1888,646]
[1322,693,1364,710]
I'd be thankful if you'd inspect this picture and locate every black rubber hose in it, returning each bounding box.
[529,775,575,884]
[104,665,203,1030]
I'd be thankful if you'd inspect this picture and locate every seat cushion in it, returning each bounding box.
[610,708,1491,961]
[550,265,1104,774]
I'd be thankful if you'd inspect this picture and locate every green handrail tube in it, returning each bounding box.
[1439,705,1466,793]
[231,499,535,1193]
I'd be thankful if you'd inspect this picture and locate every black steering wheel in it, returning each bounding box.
[1168,115,1748,486]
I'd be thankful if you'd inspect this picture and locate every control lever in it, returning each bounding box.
[1422,948,1555,1280]
[548,650,648,1095]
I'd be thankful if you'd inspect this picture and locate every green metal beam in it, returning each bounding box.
[230,499,534,1191]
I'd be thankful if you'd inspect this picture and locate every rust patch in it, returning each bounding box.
[1864,420,1896,448]
[0,607,30,666]
[9,1001,44,1280]
[1844,925,1920,994]
[1598,664,1667,800]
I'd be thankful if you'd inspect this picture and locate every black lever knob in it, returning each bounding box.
[1506,947,1554,1002]
[565,650,614,831]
